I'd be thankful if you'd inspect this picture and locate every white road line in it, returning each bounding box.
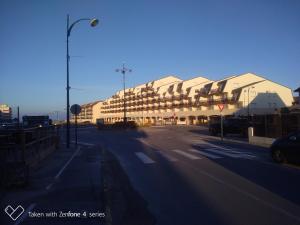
[71,141,95,146]
[195,143,233,151]
[239,154,257,159]
[196,144,257,158]
[157,151,178,162]
[14,203,36,225]
[203,148,241,158]
[55,147,81,179]
[138,139,157,149]
[45,183,54,190]
[189,149,222,159]
[173,150,202,160]
[135,152,155,164]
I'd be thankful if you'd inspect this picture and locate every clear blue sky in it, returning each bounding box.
[1,0,299,119]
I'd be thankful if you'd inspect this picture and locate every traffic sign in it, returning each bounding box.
[218,104,224,112]
[70,104,81,115]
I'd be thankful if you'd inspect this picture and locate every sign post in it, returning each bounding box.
[218,104,225,141]
[70,104,81,147]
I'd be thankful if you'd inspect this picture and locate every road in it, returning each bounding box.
[76,125,300,225]
[1,125,300,225]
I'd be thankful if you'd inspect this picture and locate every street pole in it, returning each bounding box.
[116,64,132,123]
[65,15,98,148]
[17,106,20,124]
[220,113,223,141]
[123,69,126,123]
[247,88,250,118]
[66,14,70,148]
[75,114,78,147]
[247,86,254,118]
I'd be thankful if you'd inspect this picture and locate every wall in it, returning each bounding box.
[248,127,275,147]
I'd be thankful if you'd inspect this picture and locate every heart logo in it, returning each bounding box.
[4,205,25,221]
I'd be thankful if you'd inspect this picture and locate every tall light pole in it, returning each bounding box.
[247,86,255,117]
[66,15,99,148]
[116,64,132,123]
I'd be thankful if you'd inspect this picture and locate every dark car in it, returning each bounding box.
[270,131,300,163]
[209,117,250,137]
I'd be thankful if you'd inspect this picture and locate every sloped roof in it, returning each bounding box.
[294,87,300,92]
[81,100,102,107]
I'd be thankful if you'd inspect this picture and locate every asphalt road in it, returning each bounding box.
[2,125,300,225]
[74,125,300,225]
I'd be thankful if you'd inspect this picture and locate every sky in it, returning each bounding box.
[0,0,300,119]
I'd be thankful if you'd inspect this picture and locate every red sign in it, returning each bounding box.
[218,104,224,112]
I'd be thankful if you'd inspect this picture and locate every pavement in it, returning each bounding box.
[1,125,300,225]
[0,143,104,225]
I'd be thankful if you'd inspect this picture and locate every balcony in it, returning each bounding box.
[195,87,210,97]
[141,86,154,92]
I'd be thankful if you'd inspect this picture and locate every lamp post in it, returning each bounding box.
[247,86,255,117]
[116,64,132,123]
[66,15,98,148]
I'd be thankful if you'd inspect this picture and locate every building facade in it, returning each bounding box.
[71,101,102,124]
[99,73,294,125]
[0,104,12,123]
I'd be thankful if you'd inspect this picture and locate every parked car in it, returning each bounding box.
[209,117,250,137]
[270,131,300,163]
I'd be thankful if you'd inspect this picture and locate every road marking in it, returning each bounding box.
[71,141,95,146]
[195,143,233,151]
[55,147,81,179]
[189,149,222,159]
[157,151,178,162]
[138,139,157,149]
[135,152,155,164]
[45,183,54,190]
[14,203,36,225]
[173,150,202,160]
[202,148,241,158]
[196,143,258,159]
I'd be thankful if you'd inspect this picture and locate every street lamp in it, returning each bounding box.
[116,63,132,123]
[247,86,255,117]
[66,15,98,148]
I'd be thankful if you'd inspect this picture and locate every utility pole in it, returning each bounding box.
[116,63,132,123]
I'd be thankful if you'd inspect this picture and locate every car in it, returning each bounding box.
[270,131,300,164]
[208,117,250,137]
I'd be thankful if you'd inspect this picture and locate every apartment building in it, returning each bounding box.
[99,73,294,125]
[71,101,102,124]
[0,104,12,122]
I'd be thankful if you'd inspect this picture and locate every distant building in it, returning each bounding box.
[99,73,294,125]
[0,104,12,122]
[71,101,103,124]
[294,87,300,105]
[286,87,300,114]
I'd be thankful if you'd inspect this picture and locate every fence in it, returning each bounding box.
[0,125,60,187]
[252,114,300,138]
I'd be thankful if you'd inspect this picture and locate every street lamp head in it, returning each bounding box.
[90,18,99,27]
